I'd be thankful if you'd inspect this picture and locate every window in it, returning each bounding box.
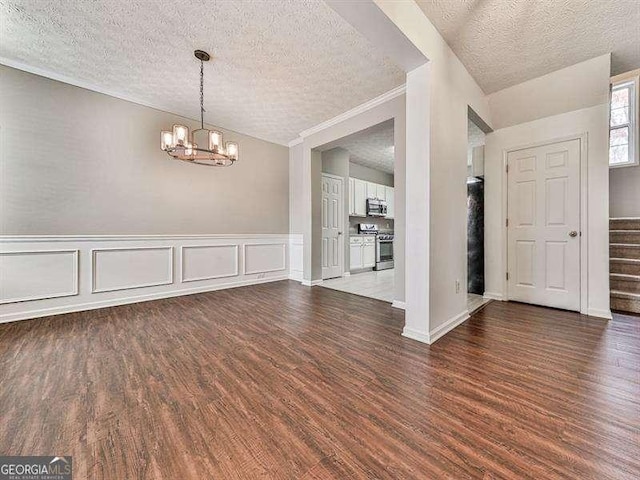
[609,76,638,167]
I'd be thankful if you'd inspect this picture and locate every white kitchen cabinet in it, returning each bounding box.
[352,178,367,216]
[366,182,377,200]
[349,178,355,215]
[350,237,363,270]
[385,186,394,219]
[362,237,376,268]
[348,177,394,218]
[350,236,376,270]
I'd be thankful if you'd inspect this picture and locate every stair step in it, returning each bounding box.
[610,244,640,260]
[610,258,640,275]
[610,230,640,244]
[610,217,640,231]
[610,290,640,314]
[610,274,640,294]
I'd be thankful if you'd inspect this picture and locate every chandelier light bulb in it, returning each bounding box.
[209,130,223,153]
[173,125,188,146]
[226,141,238,161]
[161,131,173,150]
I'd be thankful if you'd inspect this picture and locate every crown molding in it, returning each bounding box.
[287,137,303,147]
[297,84,406,140]
[0,56,289,147]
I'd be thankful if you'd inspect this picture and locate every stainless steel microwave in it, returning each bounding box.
[366,198,387,217]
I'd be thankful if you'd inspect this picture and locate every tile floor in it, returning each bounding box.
[321,270,492,314]
[468,293,491,313]
[320,269,395,303]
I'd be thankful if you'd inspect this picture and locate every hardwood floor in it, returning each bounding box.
[1,280,638,479]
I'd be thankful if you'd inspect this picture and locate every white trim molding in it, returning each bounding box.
[0,249,79,304]
[288,234,304,281]
[0,234,292,324]
[297,84,406,140]
[402,326,430,344]
[586,308,613,320]
[180,244,239,283]
[301,279,323,287]
[242,243,287,275]
[391,300,406,310]
[429,310,470,344]
[91,246,174,293]
[483,292,504,301]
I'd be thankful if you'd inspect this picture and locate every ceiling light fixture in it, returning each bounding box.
[160,50,238,166]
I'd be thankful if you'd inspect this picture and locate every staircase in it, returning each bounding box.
[610,218,640,314]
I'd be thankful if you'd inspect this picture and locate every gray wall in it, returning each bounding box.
[322,148,350,268]
[610,165,640,217]
[0,66,289,235]
[349,162,394,186]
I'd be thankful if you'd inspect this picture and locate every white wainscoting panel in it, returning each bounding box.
[181,245,239,282]
[243,243,286,275]
[0,250,78,304]
[289,234,304,281]
[0,235,292,323]
[92,247,174,293]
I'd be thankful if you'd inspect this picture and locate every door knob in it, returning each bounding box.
[338,231,342,235]
[569,230,578,238]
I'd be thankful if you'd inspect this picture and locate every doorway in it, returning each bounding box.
[506,138,582,311]
[316,119,396,302]
[467,116,489,313]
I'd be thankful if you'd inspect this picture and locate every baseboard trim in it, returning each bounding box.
[392,300,406,310]
[483,292,504,301]
[343,272,351,277]
[289,272,303,282]
[586,308,613,320]
[429,310,470,344]
[301,279,323,287]
[401,326,430,344]
[0,275,289,324]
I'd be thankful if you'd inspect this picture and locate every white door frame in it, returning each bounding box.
[321,172,345,277]
[500,133,589,315]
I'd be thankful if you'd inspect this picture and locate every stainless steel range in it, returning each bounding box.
[358,224,394,271]
[375,232,394,270]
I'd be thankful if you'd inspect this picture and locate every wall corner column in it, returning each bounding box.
[403,62,432,344]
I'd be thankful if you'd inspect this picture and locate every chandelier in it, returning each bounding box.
[160,50,238,166]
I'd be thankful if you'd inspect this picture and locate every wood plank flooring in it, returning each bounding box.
[0,280,638,479]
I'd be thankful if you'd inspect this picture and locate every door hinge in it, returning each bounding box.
[506,218,509,227]
[506,164,509,173]
[506,272,509,281]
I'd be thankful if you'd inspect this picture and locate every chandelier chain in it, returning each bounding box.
[200,60,205,129]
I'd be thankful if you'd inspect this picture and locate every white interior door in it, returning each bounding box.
[322,175,343,279]
[507,138,581,311]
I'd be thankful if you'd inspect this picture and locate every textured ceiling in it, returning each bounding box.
[321,120,395,174]
[0,0,405,145]
[416,0,640,93]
